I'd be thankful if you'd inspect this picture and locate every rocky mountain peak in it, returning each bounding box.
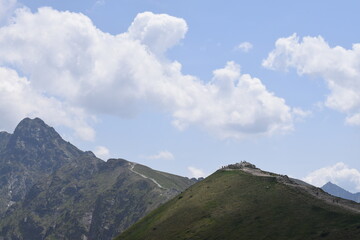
[10,118,61,147]
[3,117,83,171]
[0,118,88,214]
[323,181,336,187]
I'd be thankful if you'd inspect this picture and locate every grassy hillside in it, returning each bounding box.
[117,169,360,240]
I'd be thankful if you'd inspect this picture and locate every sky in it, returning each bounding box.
[0,0,360,192]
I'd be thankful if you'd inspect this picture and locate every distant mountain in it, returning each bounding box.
[117,162,360,240]
[0,118,195,240]
[322,182,360,203]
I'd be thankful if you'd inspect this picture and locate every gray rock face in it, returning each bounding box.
[5,117,83,170]
[0,132,11,152]
[0,118,84,214]
[0,118,195,240]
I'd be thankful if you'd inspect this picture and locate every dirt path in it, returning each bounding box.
[129,162,165,189]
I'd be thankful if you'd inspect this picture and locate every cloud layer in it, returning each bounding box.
[0,7,296,140]
[263,34,360,126]
[303,162,360,192]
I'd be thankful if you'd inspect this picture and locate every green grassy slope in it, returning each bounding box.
[117,170,360,240]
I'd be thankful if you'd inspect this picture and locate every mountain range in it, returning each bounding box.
[322,182,360,203]
[0,118,195,240]
[1,118,360,240]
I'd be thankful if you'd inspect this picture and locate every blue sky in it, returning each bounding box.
[1,0,360,192]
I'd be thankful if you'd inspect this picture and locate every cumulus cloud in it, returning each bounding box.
[263,33,360,125]
[0,0,17,24]
[235,41,253,52]
[128,11,187,56]
[145,151,175,160]
[303,162,360,192]
[0,67,95,140]
[0,7,297,140]
[93,146,110,160]
[173,61,294,139]
[188,166,205,178]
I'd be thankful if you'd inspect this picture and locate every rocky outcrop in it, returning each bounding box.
[222,161,257,170]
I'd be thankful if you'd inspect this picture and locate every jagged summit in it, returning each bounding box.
[6,117,81,156]
[1,117,85,175]
[0,117,86,215]
[14,117,49,133]
[17,117,46,126]
[11,117,61,143]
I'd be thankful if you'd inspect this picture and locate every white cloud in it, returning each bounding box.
[292,107,311,120]
[346,113,360,126]
[188,166,205,178]
[263,33,360,125]
[0,67,95,140]
[235,41,253,52]
[303,162,360,193]
[0,7,296,140]
[128,11,187,56]
[94,146,110,160]
[173,61,294,139]
[95,0,105,6]
[0,0,17,24]
[145,151,174,160]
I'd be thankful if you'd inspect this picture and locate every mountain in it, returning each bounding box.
[0,118,83,214]
[117,162,360,240]
[0,131,11,152]
[322,182,360,203]
[0,118,195,240]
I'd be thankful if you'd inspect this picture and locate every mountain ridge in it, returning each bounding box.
[117,162,360,240]
[322,182,360,203]
[0,117,195,240]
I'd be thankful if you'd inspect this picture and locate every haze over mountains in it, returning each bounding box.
[0,118,195,240]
